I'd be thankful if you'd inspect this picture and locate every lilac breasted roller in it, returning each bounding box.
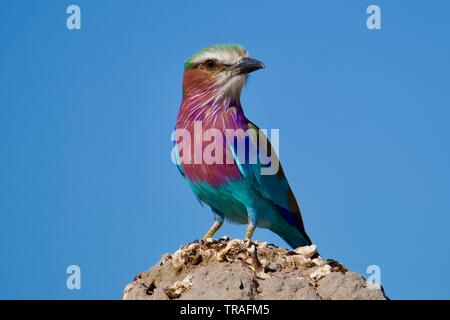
[174,44,312,248]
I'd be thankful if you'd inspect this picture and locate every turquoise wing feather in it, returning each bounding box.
[232,121,311,245]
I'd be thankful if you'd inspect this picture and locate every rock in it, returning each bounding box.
[317,271,387,300]
[122,239,388,300]
[164,275,193,299]
[309,264,331,282]
[312,257,326,267]
[286,254,314,268]
[294,244,318,258]
[217,239,241,262]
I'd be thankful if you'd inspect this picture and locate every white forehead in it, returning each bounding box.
[190,47,249,66]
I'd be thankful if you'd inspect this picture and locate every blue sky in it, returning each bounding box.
[0,0,449,299]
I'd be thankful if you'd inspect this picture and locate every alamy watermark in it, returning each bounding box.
[366,264,382,289]
[66,265,81,290]
[66,5,81,30]
[367,5,382,30]
[171,122,280,175]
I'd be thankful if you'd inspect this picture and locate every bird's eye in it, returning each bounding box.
[204,59,217,69]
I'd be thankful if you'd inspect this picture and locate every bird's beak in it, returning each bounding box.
[234,57,265,75]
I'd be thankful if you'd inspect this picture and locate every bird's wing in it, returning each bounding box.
[231,121,310,238]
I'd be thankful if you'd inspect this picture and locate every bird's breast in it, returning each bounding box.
[176,124,244,188]
[175,98,250,187]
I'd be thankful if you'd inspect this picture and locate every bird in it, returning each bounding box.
[173,44,312,248]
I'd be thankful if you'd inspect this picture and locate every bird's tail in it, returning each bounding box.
[273,226,312,249]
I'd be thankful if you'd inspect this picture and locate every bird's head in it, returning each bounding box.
[182,44,264,100]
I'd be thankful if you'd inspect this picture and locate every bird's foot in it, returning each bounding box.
[202,221,224,240]
[244,223,255,242]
